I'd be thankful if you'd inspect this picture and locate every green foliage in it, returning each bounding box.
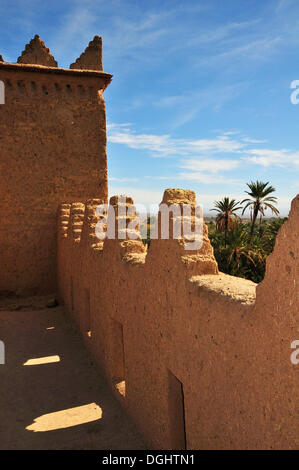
[141,215,154,248]
[208,181,283,282]
[210,197,243,245]
[209,217,287,283]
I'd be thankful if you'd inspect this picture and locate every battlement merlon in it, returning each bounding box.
[70,36,103,71]
[17,34,58,67]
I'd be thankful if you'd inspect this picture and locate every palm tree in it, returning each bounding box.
[211,197,243,245]
[241,181,279,240]
[210,222,262,279]
[223,223,257,275]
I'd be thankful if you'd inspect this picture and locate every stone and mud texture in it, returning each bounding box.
[0,35,111,296]
[0,36,298,450]
[57,189,298,450]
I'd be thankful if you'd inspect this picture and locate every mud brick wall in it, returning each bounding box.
[0,59,111,295]
[57,189,298,450]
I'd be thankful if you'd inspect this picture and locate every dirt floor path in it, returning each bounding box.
[0,301,145,449]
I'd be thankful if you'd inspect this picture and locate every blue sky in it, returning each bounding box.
[1,0,299,215]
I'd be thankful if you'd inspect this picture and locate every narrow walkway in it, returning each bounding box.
[0,300,145,449]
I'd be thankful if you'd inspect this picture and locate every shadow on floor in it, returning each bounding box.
[0,305,145,450]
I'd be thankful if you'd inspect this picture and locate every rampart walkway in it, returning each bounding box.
[0,297,144,450]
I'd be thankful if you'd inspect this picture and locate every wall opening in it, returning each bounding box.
[110,318,126,397]
[85,288,91,338]
[168,370,187,450]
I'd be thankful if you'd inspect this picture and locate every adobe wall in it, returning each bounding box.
[57,189,299,450]
[0,36,111,295]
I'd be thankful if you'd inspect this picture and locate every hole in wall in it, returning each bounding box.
[17,80,25,92]
[115,380,126,397]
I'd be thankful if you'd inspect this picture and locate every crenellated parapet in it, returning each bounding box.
[57,189,298,450]
[58,189,218,270]
[1,34,105,71]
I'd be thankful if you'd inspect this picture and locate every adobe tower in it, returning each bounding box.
[0,35,112,295]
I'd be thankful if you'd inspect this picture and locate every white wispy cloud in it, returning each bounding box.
[183,19,262,48]
[155,82,249,127]
[48,0,288,72]
[5,0,299,72]
[108,124,245,186]
[51,5,97,61]
[151,158,242,185]
[275,0,295,13]
[51,1,182,67]
[179,158,240,173]
[241,137,268,144]
[244,148,299,167]
[150,172,242,186]
[108,123,299,171]
[109,177,139,182]
[107,123,299,197]
[107,124,245,157]
[178,172,242,186]
[200,37,282,66]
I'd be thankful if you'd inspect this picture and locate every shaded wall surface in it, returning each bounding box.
[0,37,111,295]
[57,190,299,450]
